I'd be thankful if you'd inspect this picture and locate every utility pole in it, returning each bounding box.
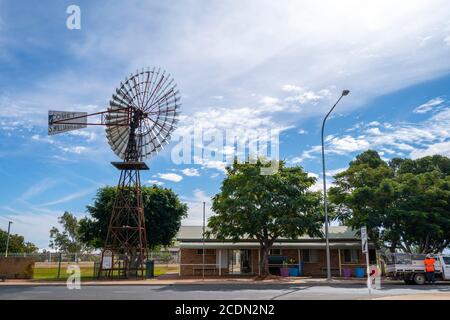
[5,221,13,257]
[321,90,350,281]
[202,201,206,280]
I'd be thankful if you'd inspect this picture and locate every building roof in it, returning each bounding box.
[177,225,360,241]
[179,241,367,249]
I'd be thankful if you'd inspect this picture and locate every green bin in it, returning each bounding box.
[146,260,154,278]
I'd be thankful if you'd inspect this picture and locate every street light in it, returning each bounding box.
[5,221,13,257]
[321,90,350,281]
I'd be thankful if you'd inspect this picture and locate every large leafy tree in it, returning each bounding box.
[78,185,188,249]
[208,159,323,276]
[0,228,37,254]
[329,150,450,253]
[49,211,88,253]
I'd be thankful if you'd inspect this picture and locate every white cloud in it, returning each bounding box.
[37,187,97,207]
[3,0,450,135]
[18,178,59,202]
[31,134,54,144]
[181,168,200,177]
[444,35,450,46]
[298,106,450,160]
[298,129,308,135]
[68,130,97,142]
[260,96,280,107]
[326,167,347,177]
[327,135,371,154]
[410,141,450,158]
[155,173,183,182]
[147,179,164,186]
[59,146,89,154]
[308,172,319,179]
[366,127,382,135]
[309,177,334,192]
[284,89,328,105]
[282,84,304,93]
[413,97,445,114]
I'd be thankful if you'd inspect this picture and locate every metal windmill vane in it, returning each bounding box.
[48,67,180,279]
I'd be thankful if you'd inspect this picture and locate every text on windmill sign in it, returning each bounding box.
[48,111,88,135]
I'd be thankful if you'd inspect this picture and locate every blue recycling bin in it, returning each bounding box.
[355,267,365,278]
[289,265,299,276]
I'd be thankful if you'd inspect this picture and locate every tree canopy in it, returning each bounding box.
[78,185,188,249]
[0,228,37,254]
[208,159,323,276]
[49,211,88,253]
[329,150,450,253]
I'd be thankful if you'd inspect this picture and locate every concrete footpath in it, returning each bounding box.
[0,277,372,286]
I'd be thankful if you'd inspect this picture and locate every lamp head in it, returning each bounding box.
[342,90,350,96]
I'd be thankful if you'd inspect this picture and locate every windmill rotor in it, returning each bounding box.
[105,68,180,161]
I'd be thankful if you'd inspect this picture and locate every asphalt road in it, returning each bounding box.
[1,283,450,300]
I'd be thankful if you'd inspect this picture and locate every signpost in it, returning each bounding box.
[102,250,113,269]
[360,226,371,296]
[48,110,87,135]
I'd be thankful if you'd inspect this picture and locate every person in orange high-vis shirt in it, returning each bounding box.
[424,254,436,284]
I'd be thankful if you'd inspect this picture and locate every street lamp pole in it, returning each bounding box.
[321,90,349,281]
[202,201,206,281]
[5,221,13,257]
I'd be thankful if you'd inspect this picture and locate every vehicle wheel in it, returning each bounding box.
[413,273,426,285]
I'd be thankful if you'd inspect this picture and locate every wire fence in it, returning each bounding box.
[4,251,180,280]
[5,251,179,264]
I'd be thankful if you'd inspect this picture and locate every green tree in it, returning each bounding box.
[0,228,37,254]
[78,185,188,249]
[208,159,323,276]
[329,150,450,253]
[49,211,88,253]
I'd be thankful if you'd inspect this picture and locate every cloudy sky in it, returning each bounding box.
[1,0,450,249]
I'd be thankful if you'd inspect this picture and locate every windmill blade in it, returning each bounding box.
[106,68,180,161]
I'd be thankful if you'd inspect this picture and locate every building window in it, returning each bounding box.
[343,249,359,263]
[302,249,319,263]
[197,249,215,255]
[269,249,282,255]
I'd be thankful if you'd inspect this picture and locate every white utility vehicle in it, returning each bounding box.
[385,253,450,285]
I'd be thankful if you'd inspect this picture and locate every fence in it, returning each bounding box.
[6,251,179,264]
[6,250,180,280]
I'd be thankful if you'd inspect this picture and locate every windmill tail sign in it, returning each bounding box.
[48,110,87,135]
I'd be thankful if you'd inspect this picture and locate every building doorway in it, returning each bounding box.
[228,249,252,274]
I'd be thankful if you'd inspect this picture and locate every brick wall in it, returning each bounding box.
[179,247,373,277]
[0,257,35,279]
[180,249,219,276]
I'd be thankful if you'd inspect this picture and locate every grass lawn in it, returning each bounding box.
[33,265,179,280]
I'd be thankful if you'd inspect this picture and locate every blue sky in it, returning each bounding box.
[1,0,450,249]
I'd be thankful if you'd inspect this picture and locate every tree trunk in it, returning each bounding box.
[259,246,270,277]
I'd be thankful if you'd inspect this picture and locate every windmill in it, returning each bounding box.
[48,68,180,278]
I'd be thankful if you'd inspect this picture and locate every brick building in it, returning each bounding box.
[177,226,377,277]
